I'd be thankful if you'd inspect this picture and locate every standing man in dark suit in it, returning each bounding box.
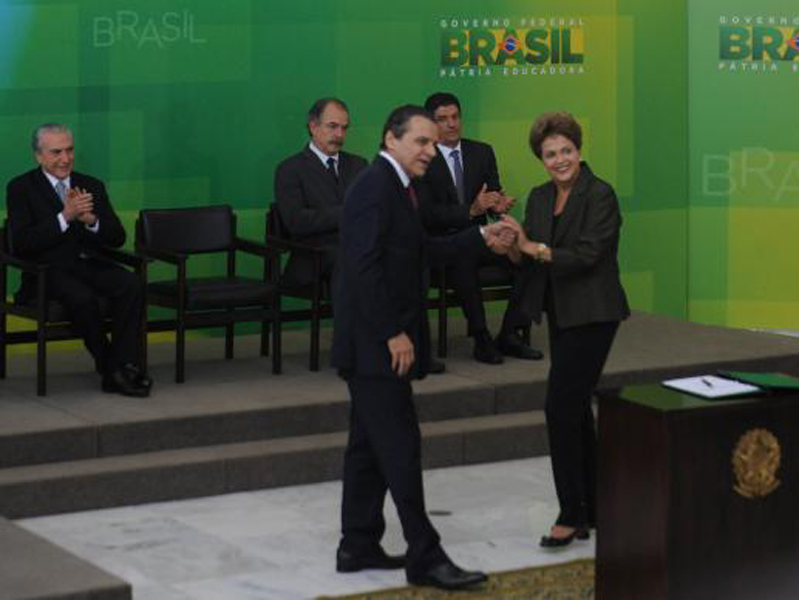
[417,92,543,364]
[6,123,150,397]
[331,105,515,591]
[274,98,368,290]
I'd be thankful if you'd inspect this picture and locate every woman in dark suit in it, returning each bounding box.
[505,112,629,547]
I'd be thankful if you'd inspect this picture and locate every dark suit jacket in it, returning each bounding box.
[331,156,484,380]
[416,138,501,234]
[274,146,367,288]
[515,162,630,329]
[6,168,127,300]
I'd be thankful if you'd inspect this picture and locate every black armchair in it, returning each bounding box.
[430,264,530,358]
[265,205,332,372]
[136,205,282,383]
[0,226,147,396]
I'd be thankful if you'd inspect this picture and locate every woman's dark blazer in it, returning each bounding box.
[516,162,629,329]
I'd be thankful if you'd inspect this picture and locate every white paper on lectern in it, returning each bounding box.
[661,375,760,398]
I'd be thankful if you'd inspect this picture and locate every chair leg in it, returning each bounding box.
[260,319,270,357]
[176,320,185,384]
[437,290,448,358]
[0,311,6,379]
[272,314,282,375]
[310,308,320,372]
[225,322,234,360]
[140,327,148,378]
[139,296,148,378]
[37,321,47,397]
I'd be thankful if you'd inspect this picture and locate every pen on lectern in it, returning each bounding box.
[701,378,713,388]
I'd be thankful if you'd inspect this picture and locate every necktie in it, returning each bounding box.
[451,149,465,204]
[55,180,67,202]
[408,184,419,210]
[326,157,338,182]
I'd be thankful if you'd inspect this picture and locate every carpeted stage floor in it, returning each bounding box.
[319,559,595,599]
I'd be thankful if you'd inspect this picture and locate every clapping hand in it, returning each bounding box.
[64,187,97,225]
[470,183,501,217]
[493,190,515,214]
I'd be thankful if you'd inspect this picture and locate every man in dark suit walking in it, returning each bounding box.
[331,105,515,591]
[417,92,543,364]
[274,98,368,290]
[6,123,150,397]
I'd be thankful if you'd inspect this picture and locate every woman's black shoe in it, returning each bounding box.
[539,527,590,548]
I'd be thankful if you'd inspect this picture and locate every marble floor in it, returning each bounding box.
[19,457,595,600]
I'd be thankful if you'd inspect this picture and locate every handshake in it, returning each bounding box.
[481,215,551,263]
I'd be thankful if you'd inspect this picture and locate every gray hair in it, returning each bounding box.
[32,123,73,152]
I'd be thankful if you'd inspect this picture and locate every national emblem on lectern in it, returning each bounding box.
[732,428,781,499]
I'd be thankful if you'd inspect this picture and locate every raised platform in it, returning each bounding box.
[1,311,799,598]
[1,311,797,520]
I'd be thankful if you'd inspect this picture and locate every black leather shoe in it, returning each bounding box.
[122,363,153,391]
[407,559,488,590]
[472,332,503,365]
[102,369,150,398]
[496,332,544,360]
[336,547,405,573]
[428,359,446,375]
[540,527,590,548]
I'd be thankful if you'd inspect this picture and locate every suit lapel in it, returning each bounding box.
[552,165,591,245]
[377,157,422,229]
[33,168,64,213]
[338,154,354,190]
[461,140,480,202]
[338,153,360,196]
[536,183,556,245]
[430,150,459,205]
[302,147,341,199]
[553,191,583,246]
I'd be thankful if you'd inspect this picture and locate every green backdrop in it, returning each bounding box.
[1,0,792,330]
[688,0,799,328]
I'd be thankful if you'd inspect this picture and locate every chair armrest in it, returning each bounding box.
[234,236,282,259]
[264,235,324,258]
[135,246,187,266]
[94,246,148,268]
[0,249,48,274]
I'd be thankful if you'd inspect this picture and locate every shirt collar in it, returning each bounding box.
[42,169,70,190]
[379,150,411,188]
[436,141,462,160]
[308,142,339,166]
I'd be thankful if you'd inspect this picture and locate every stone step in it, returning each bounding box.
[0,516,130,599]
[0,411,547,519]
[0,375,547,470]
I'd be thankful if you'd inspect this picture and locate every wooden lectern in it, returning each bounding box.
[596,384,799,600]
